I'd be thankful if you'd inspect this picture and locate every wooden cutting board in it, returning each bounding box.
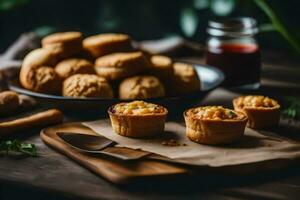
[41,122,300,184]
[40,122,189,184]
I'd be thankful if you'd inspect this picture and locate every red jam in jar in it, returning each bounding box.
[205,18,261,88]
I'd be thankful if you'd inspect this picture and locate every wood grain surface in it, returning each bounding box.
[1,54,300,199]
[41,120,300,186]
[40,122,188,184]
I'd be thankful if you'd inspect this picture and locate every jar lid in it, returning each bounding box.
[207,17,258,37]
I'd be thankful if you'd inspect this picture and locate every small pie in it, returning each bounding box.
[233,95,280,129]
[184,106,248,145]
[108,101,168,138]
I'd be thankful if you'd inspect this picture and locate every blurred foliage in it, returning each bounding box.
[33,26,56,37]
[179,0,300,54]
[0,0,299,54]
[282,96,300,120]
[210,0,235,16]
[180,7,199,37]
[254,0,300,54]
[0,0,30,12]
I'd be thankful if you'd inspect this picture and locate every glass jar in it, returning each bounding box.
[205,17,261,89]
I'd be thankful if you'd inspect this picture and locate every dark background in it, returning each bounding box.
[0,0,299,54]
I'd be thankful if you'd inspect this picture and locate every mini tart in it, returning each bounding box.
[184,106,248,145]
[83,33,133,58]
[108,101,168,138]
[233,95,280,129]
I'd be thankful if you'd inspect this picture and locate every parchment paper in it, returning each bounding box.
[84,120,300,167]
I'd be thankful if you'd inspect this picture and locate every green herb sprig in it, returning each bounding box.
[282,97,300,120]
[0,140,37,156]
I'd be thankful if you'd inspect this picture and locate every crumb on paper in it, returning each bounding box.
[161,139,187,147]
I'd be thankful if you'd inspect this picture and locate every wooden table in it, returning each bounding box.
[1,52,300,200]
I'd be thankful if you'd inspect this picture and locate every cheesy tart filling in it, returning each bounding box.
[112,101,166,115]
[234,95,279,109]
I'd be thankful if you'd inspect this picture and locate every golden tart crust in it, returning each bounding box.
[108,101,168,138]
[233,95,280,129]
[184,106,248,145]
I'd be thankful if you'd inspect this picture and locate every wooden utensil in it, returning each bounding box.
[41,122,187,184]
[0,109,63,137]
[57,132,147,160]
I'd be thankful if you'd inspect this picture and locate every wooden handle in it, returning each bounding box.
[0,109,63,137]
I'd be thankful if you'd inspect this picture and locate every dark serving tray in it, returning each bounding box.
[8,63,224,117]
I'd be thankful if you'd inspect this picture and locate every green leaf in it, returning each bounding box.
[259,23,276,33]
[254,0,300,54]
[282,96,300,120]
[34,26,57,38]
[180,7,199,38]
[0,140,37,157]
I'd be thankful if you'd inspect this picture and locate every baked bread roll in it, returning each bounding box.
[42,32,83,59]
[119,76,165,99]
[169,62,200,96]
[184,106,248,145]
[233,95,280,129]
[83,33,133,57]
[19,48,61,94]
[21,48,57,69]
[148,55,173,81]
[63,74,113,98]
[0,109,63,137]
[23,67,61,94]
[108,101,168,138]
[18,94,37,110]
[55,58,95,79]
[0,91,19,116]
[94,52,148,80]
